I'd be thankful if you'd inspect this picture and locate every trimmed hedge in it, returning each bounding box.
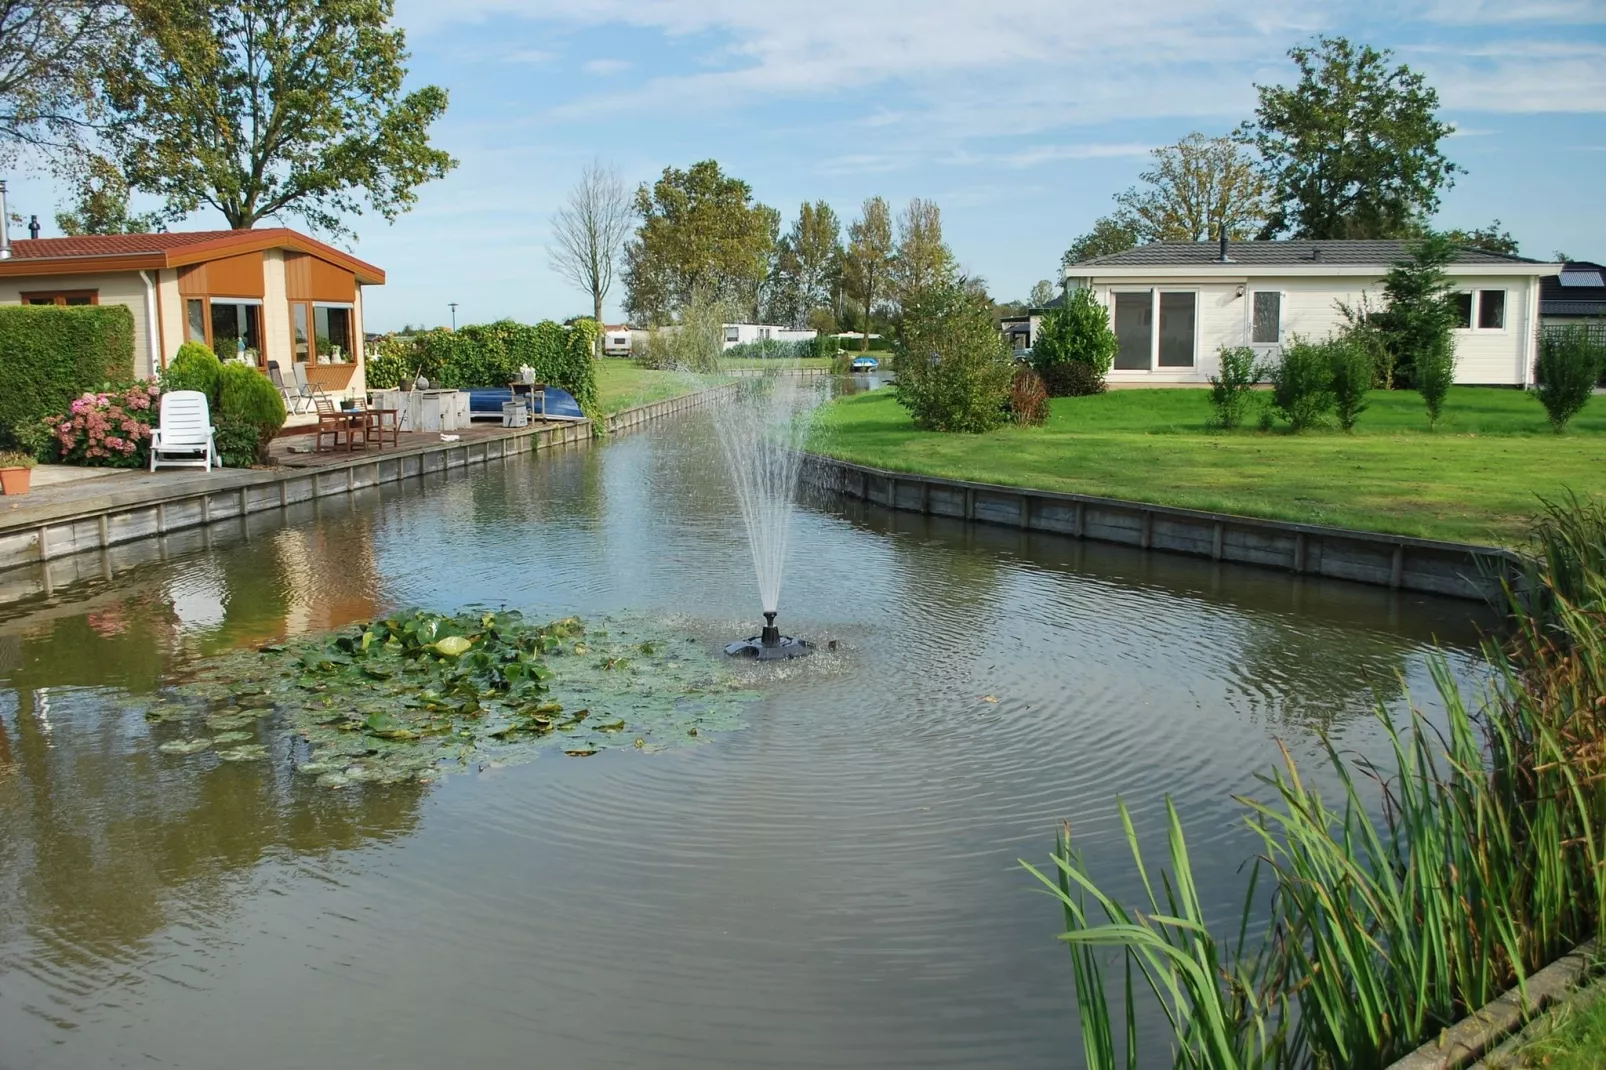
[382,319,601,423]
[0,305,135,446]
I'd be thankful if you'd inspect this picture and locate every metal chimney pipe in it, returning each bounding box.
[1218,230,1229,262]
[0,181,11,260]
[28,214,40,239]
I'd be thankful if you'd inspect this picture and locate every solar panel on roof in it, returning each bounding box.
[1559,271,1606,288]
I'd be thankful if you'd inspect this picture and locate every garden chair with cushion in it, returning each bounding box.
[149,390,220,472]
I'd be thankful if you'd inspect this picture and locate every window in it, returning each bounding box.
[21,289,97,306]
[723,326,740,343]
[292,304,310,362]
[210,301,263,361]
[1452,292,1473,329]
[313,305,353,362]
[1112,290,1198,370]
[1478,289,1505,330]
[1113,291,1152,370]
[1251,291,1281,344]
[1158,292,1196,367]
[186,299,207,344]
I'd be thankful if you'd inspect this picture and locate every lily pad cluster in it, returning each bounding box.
[147,609,757,787]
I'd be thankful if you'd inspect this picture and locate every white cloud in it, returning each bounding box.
[582,57,632,75]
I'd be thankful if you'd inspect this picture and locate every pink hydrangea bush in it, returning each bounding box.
[48,381,161,468]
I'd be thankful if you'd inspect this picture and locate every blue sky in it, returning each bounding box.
[10,0,1606,330]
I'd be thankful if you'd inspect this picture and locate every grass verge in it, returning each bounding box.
[811,386,1606,545]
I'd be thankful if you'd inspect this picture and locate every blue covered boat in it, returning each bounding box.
[850,356,880,372]
[466,385,587,422]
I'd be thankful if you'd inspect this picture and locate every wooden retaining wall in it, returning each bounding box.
[0,385,733,590]
[806,455,1520,603]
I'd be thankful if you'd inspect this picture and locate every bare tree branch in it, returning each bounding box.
[550,159,633,354]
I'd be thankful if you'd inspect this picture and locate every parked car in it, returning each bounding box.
[850,356,880,372]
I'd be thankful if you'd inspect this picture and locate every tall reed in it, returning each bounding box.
[1026,500,1606,1069]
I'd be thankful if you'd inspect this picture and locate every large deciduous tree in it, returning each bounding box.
[1439,220,1519,257]
[550,159,633,355]
[1243,37,1460,240]
[844,196,893,352]
[622,159,778,326]
[54,155,160,234]
[1114,132,1269,242]
[1062,214,1143,267]
[1028,279,1057,308]
[891,197,954,307]
[0,0,123,164]
[99,0,454,235]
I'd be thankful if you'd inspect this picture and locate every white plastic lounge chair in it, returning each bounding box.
[149,390,221,472]
[291,362,332,409]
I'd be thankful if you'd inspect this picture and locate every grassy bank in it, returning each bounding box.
[812,386,1606,545]
[595,359,710,413]
[1494,981,1606,1069]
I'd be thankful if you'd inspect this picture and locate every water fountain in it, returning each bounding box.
[712,371,822,660]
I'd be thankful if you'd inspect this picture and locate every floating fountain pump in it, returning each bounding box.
[726,611,813,661]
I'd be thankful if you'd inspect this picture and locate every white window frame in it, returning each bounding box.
[1108,287,1200,371]
[1453,289,1508,333]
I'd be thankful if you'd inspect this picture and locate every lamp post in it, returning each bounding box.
[448,302,458,330]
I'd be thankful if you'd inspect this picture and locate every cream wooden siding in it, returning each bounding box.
[156,268,184,367]
[0,271,157,378]
[262,250,291,371]
[1084,272,1541,386]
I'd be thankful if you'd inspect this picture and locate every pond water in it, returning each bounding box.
[0,401,1491,1069]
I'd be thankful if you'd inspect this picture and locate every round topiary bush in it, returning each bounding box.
[162,341,224,402]
[217,363,287,465]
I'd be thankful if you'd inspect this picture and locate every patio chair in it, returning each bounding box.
[149,390,220,472]
[291,362,332,410]
[266,360,307,413]
[314,396,366,452]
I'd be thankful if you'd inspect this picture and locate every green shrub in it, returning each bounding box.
[1380,234,1458,388]
[364,335,417,389]
[1416,333,1457,429]
[894,280,1015,433]
[1535,326,1604,432]
[1031,287,1118,397]
[0,305,135,446]
[213,415,263,468]
[403,319,600,423]
[1009,367,1049,426]
[1326,337,1375,431]
[216,363,286,465]
[162,341,224,401]
[1266,339,1334,431]
[634,291,728,373]
[1208,346,1260,429]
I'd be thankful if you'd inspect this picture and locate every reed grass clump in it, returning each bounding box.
[1026,497,1606,1069]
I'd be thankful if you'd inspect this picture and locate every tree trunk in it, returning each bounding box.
[861,276,872,352]
[593,290,604,359]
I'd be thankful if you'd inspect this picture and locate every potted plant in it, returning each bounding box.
[0,451,37,495]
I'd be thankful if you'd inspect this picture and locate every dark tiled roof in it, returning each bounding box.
[1026,294,1064,313]
[1072,239,1542,268]
[1541,262,1606,317]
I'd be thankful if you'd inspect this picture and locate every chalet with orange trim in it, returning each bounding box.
[0,229,385,396]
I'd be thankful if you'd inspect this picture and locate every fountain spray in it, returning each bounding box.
[714,372,821,660]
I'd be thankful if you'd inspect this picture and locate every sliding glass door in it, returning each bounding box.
[1111,290,1197,371]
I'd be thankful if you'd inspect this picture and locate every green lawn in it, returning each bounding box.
[1492,982,1606,1068]
[810,386,1606,546]
[595,359,713,413]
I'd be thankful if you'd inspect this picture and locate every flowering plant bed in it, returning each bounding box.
[43,381,161,467]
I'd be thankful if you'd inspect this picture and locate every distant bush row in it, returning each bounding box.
[722,336,838,361]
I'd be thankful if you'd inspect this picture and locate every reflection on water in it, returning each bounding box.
[0,407,1490,1069]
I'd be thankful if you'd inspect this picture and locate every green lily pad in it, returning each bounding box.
[210,730,254,745]
[217,744,268,762]
[158,738,212,756]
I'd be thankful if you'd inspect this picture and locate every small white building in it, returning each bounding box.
[1059,239,1561,386]
[721,323,817,350]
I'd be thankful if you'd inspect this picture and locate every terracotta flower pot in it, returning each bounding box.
[0,466,31,495]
